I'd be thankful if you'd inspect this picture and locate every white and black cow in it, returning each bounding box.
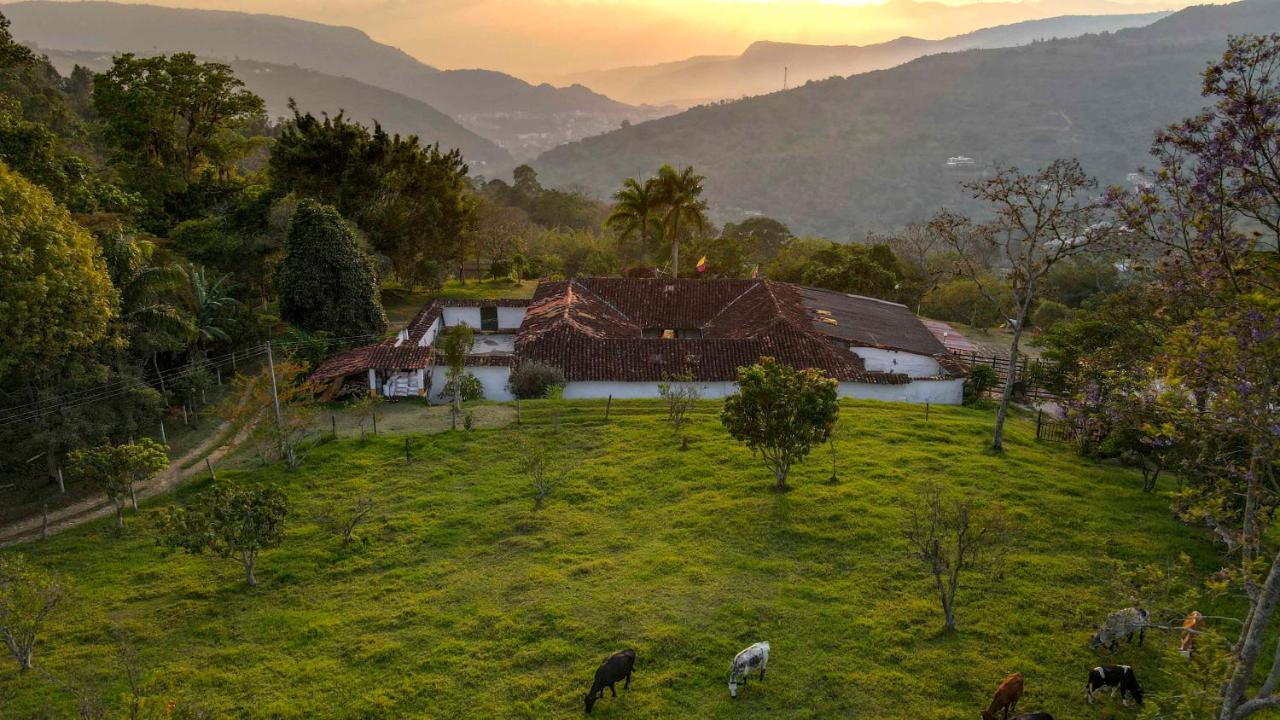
[729,641,769,698]
[1085,665,1143,706]
[1089,608,1149,653]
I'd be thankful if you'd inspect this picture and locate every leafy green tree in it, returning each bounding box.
[98,233,188,364]
[438,324,478,422]
[278,200,387,338]
[93,53,264,224]
[156,482,288,588]
[720,216,793,265]
[0,553,65,671]
[721,358,840,490]
[0,161,117,381]
[67,439,169,532]
[800,242,900,299]
[606,177,660,263]
[655,164,709,278]
[270,106,475,288]
[0,11,34,70]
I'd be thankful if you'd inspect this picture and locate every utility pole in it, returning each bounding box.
[265,342,284,454]
[783,66,788,91]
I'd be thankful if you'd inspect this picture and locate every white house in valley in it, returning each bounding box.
[312,278,968,405]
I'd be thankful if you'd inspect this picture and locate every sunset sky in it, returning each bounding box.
[57,0,1205,79]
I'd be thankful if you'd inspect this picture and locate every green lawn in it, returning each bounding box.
[2,401,1228,718]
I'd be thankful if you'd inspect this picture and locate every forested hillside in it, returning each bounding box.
[4,1,673,158]
[39,49,514,173]
[535,0,1280,237]
[560,12,1168,107]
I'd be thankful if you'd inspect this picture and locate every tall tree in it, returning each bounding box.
[0,161,116,382]
[605,177,659,263]
[929,159,1113,451]
[66,439,169,533]
[180,264,240,360]
[269,106,475,288]
[93,53,264,203]
[655,165,708,278]
[278,200,387,339]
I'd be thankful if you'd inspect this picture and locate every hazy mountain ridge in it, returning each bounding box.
[2,0,673,159]
[534,0,1280,237]
[559,12,1170,106]
[35,48,515,173]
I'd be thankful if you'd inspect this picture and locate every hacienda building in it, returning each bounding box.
[312,278,969,405]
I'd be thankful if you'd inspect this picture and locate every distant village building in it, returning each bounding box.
[313,278,969,405]
[946,156,976,167]
[1126,172,1154,190]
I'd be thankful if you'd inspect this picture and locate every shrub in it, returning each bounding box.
[508,361,565,400]
[1033,300,1071,331]
[963,364,998,405]
[489,258,513,280]
[439,372,484,403]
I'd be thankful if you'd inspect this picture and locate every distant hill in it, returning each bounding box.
[559,12,1171,107]
[535,0,1280,237]
[37,49,514,174]
[1,1,674,159]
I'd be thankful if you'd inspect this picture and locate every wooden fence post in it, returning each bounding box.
[1035,409,1044,441]
[516,398,521,425]
[605,395,612,423]
[206,457,217,481]
[332,415,338,439]
[925,402,930,422]
[41,504,48,540]
[405,437,412,462]
[56,466,65,494]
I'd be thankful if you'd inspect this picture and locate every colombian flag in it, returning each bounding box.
[696,255,708,273]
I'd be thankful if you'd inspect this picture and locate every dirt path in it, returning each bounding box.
[0,410,258,548]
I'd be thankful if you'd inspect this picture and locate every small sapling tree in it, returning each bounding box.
[156,483,288,587]
[315,495,376,545]
[350,392,381,440]
[520,445,566,510]
[0,553,66,671]
[658,372,700,448]
[903,483,1014,632]
[720,358,839,490]
[438,324,477,427]
[67,440,170,533]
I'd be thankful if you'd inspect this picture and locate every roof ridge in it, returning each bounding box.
[703,279,766,331]
[572,279,635,324]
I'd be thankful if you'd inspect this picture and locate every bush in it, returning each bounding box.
[489,258,513,280]
[963,364,998,405]
[507,361,565,399]
[439,373,484,403]
[1033,300,1071,331]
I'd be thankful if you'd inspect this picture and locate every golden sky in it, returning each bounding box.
[79,0,1201,79]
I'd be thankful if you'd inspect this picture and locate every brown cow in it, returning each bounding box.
[981,673,1024,720]
[1180,611,1205,657]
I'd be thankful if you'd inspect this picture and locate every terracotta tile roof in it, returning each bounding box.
[516,278,930,383]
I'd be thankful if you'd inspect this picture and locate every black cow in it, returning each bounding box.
[1085,665,1143,706]
[584,649,636,714]
[1013,714,1055,720]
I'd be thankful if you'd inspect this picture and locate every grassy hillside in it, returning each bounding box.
[1,400,1227,718]
[535,0,1280,237]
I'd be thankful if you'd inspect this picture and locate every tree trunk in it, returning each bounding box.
[129,484,138,512]
[774,462,789,491]
[992,308,1029,452]
[671,216,681,279]
[114,503,124,532]
[243,553,257,587]
[1219,548,1280,719]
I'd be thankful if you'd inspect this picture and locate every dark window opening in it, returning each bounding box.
[480,306,498,331]
[643,328,701,339]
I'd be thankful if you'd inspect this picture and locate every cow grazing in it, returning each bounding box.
[584,649,635,714]
[1180,610,1205,658]
[1085,665,1143,706]
[1012,714,1054,720]
[728,641,769,698]
[981,673,1024,720]
[1089,608,1149,652]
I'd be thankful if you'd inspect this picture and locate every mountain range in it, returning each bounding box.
[534,0,1280,237]
[1,1,674,160]
[558,11,1171,107]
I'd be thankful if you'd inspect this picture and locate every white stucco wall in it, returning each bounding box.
[442,307,482,327]
[498,307,526,329]
[417,317,443,347]
[560,381,738,400]
[837,378,964,405]
[428,365,513,402]
[849,347,942,377]
[559,378,964,405]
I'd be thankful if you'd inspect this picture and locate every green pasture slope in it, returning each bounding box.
[2,400,1226,718]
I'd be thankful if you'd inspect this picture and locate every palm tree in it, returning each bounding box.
[605,176,659,264]
[99,232,190,389]
[181,264,241,359]
[655,165,709,278]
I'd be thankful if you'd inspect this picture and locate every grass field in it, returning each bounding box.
[1,400,1229,719]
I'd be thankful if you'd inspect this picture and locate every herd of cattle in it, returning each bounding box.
[582,609,1207,716]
